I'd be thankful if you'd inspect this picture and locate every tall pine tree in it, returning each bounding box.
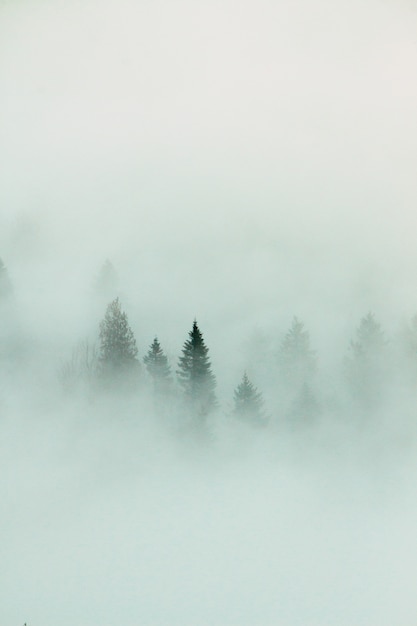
[98,298,139,386]
[177,320,217,416]
[344,312,387,407]
[278,317,317,389]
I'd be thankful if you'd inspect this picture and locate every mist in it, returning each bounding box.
[1,0,417,624]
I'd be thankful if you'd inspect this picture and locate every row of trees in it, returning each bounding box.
[2,256,417,425]
[60,297,266,423]
[60,296,417,427]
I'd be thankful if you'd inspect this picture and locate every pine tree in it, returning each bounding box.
[349,312,386,358]
[278,317,317,389]
[143,337,172,393]
[177,320,217,416]
[98,298,139,385]
[233,372,266,425]
[344,312,387,406]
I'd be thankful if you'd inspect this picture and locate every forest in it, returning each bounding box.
[2,255,417,447]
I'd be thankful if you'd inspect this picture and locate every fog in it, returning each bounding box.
[1,0,417,624]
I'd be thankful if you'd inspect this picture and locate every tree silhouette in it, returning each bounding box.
[177,320,217,416]
[144,337,172,394]
[233,372,266,425]
[278,316,316,389]
[98,298,139,386]
[344,312,388,407]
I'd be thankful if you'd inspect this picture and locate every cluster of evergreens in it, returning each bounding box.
[2,257,417,431]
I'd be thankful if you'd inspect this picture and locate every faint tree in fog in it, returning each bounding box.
[278,317,317,389]
[143,337,172,394]
[0,258,12,301]
[233,372,267,425]
[177,320,217,417]
[344,312,388,407]
[93,259,118,299]
[288,382,320,427]
[0,257,20,357]
[396,314,417,387]
[59,340,98,394]
[401,314,417,354]
[98,298,140,386]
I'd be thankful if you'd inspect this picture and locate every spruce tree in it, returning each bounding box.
[98,298,139,385]
[344,312,387,407]
[177,320,217,416]
[278,316,317,389]
[233,372,266,425]
[144,337,172,393]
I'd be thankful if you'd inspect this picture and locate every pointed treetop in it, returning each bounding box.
[350,312,386,356]
[233,371,266,424]
[98,298,139,379]
[177,319,217,415]
[278,316,317,386]
[143,336,171,381]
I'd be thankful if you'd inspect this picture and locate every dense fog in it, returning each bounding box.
[1,0,417,624]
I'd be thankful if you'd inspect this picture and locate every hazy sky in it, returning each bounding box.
[1,0,416,262]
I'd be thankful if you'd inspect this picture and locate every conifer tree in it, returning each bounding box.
[177,320,217,416]
[233,372,266,425]
[98,298,139,385]
[278,317,317,389]
[344,312,387,406]
[144,337,172,393]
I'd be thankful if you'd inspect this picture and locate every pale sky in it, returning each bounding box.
[1,0,417,342]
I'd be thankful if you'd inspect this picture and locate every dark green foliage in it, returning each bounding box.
[144,337,172,393]
[278,317,317,389]
[177,320,217,416]
[345,312,387,406]
[233,372,266,425]
[98,298,139,385]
